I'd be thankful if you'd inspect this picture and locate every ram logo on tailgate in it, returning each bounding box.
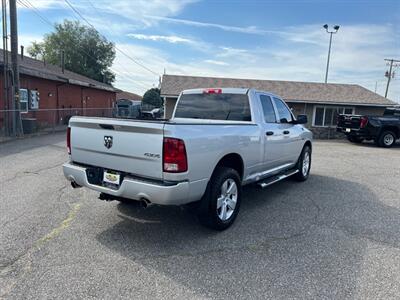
[104,136,113,149]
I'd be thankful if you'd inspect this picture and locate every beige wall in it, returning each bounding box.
[355,106,385,116]
[286,102,314,127]
[164,97,178,119]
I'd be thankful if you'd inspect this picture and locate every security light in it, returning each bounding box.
[333,25,340,31]
[323,24,328,29]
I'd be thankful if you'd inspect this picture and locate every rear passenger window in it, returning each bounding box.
[273,97,293,122]
[259,95,276,123]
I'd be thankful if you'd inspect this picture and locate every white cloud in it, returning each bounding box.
[204,60,229,66]
[92,0,198,27]
[18,34,44,48]
[18,0,65,9]
[112,23,400,102]
[127,34,195,44]
[145,15,287,35]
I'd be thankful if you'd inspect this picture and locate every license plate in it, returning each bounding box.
[345,128,351,132]
[103,170,120,185]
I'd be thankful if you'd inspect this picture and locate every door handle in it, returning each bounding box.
[266,131,274,136]
[283,130,290,135]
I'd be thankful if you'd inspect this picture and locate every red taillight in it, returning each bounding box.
[163,137,187,173]
[203,88,222,94]
[360,116,368,128]
[67,127,71,154]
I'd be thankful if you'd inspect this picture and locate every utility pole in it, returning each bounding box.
[384,58,400,98]
[9,0,23,136]
[2,0,9,135]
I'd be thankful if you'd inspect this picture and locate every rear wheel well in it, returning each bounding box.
[214,153,244,180]
[381,126,399,138]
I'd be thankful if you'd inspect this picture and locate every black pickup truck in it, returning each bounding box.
[337,107,400,147]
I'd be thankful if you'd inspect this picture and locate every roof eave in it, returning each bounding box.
[285,99,395,107]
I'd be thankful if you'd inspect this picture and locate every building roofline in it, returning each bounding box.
[0,50,118,92]
[160,74,396,106]
[162,74,361,88]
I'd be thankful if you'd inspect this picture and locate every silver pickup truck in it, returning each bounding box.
[63,88,312,230]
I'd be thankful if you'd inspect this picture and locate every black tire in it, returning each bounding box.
[198,167,242,231]
[294,145,311,182]
[378,131,396,148]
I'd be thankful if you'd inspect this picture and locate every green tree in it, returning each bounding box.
[142,88,163,107]
[27,20,116,84]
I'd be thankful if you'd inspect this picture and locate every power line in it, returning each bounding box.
[17,0,149,90]
[63,0,160,77]
[85,0,157,87]
[59,0,155,88]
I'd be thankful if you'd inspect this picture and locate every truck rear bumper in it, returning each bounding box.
[63,162,192,206]
[337,127,375,139]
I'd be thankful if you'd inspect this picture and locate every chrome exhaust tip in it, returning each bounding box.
[140,198,151,208]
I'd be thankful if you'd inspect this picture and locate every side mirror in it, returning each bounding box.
[295,114,308,124]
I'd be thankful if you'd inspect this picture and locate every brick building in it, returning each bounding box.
[1,49,118,132]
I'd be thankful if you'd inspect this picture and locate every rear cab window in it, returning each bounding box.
[259,95,277,123]
[174,93,252,121]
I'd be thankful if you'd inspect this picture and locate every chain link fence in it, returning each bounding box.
[0,107,113,138]
[0,105,165,139]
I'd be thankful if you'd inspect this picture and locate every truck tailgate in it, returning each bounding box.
[337,114,362,129]
[69,117,165,180]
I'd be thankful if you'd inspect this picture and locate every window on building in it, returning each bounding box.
[259,95,276,123]
[272,97,293,122]
[19,89,29,113]
[313,106,355,127]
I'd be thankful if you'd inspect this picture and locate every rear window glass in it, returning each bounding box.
[174,93,251,121]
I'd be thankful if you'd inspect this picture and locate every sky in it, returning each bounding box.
[10,0,400,102]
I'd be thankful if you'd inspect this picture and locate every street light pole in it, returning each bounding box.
[323,24,340,83]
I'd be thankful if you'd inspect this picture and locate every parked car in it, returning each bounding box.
[337,107,400,147]
[140,107,164,119]
[63,88,312,230]
[113,99,142,119]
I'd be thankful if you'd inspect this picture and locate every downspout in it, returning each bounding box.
[80,86,89,116]
[56,82,67,125]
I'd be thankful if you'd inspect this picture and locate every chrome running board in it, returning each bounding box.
[258,169,299,188]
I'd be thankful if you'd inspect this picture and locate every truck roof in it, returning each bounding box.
[181,88,249,95]
[180,87,281,99]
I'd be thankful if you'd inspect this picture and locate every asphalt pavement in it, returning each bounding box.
[0,133,399,299]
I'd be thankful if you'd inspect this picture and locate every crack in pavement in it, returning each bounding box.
[0,163,63,184]
[0,184,82,298]
[315,223,400,251]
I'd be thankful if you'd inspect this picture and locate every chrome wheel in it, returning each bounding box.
[217,179,237,221]
[302,151,310,176]
[383,134,394,146]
